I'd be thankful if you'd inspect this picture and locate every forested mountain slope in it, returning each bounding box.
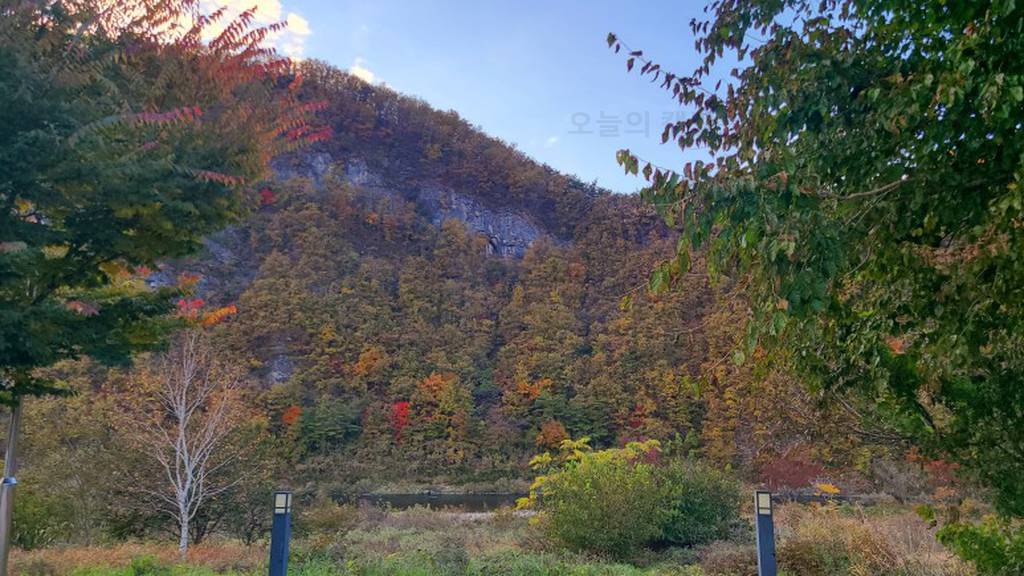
[153,61,840,485]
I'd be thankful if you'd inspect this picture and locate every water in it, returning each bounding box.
[355,492,523,512]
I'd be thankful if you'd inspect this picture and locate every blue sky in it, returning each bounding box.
[220,0,718,193]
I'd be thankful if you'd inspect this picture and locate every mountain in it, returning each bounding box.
[168,61,806,486]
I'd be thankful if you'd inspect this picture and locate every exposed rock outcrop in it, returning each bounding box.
[271,153,543,258]
[415,184,540,257]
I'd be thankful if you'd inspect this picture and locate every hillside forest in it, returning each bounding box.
[3,1,1021,574]
[15,57,950,544]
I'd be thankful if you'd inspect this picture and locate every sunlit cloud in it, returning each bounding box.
[286,12,311,36]
[350,57,377,83]
[544,136,559,148]
[199,0,312,59]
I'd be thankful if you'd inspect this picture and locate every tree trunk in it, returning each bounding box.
[178,515,189,558]
[178,498,189,558]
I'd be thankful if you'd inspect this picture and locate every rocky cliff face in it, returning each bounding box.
[276,152,543,258]
[411,184,540,257]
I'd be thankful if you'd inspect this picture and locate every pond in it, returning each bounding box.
[355,492,524,512]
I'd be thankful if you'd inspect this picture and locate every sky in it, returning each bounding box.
[205,0,719,194]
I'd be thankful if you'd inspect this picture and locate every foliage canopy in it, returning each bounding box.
[613,0,1024,515]
[0,0,322,401]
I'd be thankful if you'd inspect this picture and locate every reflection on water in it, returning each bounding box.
[355,493,524,512]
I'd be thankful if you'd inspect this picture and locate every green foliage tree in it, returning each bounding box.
[612,1,1024,514]
[0,0,321,555]
[938,517,1024,576]
[0,0,321,401]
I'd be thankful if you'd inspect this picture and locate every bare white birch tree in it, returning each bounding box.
[123,329,243,557]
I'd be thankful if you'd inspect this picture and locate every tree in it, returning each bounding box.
[120,330,244,556]
[16,363,121,546]
[409,372,473,469]
[611,1,1024,513]
[0,0,321,556]
[0,0,321,399]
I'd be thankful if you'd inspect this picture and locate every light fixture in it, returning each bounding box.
[755,490,772,516]
[273,491,292,515]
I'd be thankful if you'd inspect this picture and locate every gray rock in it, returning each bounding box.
[272,154,544,258]
[345,158,383,187]
[416,185,540,257]
[266,350,294,384]
[271,152,335,185]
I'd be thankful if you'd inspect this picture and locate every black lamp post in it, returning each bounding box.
[754,490,777,576]
[269,491,292,576]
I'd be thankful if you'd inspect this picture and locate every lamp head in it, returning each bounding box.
[273,491,292,515]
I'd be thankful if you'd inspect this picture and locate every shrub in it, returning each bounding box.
[433,534,470,575]
[938,516,1024,575]
[777,538,848,576]
[775,503,968,576]
[523,439,747,558]
[658,460,742,547]
[12,489,70,550]
[295,499,359,537]
[535,440,667,558]
[17,558,56,576]
[698,541,757,576]
[128,555,171,576]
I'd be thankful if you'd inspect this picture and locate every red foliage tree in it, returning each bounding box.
[282,405,303,427]
[390,401,411,442]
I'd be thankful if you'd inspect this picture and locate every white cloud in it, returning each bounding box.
[286,12,311,36]
[544,136,559,148]
[350,57,376,83]
[199,0,312,58]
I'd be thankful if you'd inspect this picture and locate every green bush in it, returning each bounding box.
[12,489,70,549]
[538,442,667,558]
[658,460,742,547]
[776,538,844,576]
[128,556,171,576]
[526,439,744,558]
[938,516,1024,575]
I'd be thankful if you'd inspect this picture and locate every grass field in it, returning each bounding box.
[10,502,971,575]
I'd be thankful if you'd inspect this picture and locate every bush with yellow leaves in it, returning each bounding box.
[518,437,667,558]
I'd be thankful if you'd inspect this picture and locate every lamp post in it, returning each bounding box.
[754,490,777,576]
[0,402,22,576]
[268,491,292,576]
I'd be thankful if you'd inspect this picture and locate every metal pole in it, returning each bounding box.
[754,490,777,576]
[0,402,23,576]
[268,491,292,576]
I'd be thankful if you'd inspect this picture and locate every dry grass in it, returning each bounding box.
[10,540,263,575]
[772,503,972,576]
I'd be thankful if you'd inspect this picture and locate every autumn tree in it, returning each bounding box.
[13,362,122,546]
[611,1,1024,514]
[409,372,473,469]
[496,243,587,435]
[120,330,245,556]
[0,0,323,547]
